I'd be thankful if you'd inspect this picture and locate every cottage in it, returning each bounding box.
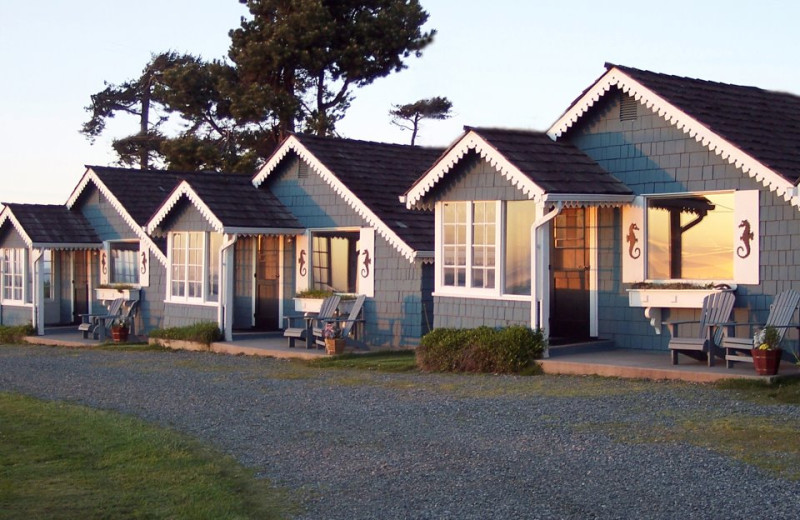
[549,63,798,351]
[403,127,632,344]
[0,203,99,332]
[252,133,444,347]
[145,173,304,340]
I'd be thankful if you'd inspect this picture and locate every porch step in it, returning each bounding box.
[546,339,615,358]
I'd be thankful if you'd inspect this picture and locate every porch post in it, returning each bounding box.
[32,248,44,336]
[219,234,237,342]
[530,202,562,354]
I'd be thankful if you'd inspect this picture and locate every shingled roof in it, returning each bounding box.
[403,127,632,209]
[148,174,303,234]
[469,127,632,195]
[0,203,99,247]
[254,134,445,257]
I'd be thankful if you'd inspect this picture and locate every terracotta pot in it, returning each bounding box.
[751,348,782,376]
[325,338,345,355]
[111,326,129,343]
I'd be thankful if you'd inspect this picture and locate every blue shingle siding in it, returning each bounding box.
[269,155,430,347]
[0,305,30,326]
[159,201,215,232]
[432,153,529,203]
[163,302,217,328]
[433,296,531,329]
[0,225,27,248]
[568,91,800,351]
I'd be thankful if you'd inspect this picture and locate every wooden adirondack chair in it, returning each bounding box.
[664,291,735,366]
[723,289,800,368]
[284,295,341,348]
[78,297,124,340]
[314,294,367,349]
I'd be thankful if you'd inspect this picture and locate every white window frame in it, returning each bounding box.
[1,248,26,304]
[167,231,222,306]
[435,200,530,301]
[107,240,140,286]
[308,227,362,294]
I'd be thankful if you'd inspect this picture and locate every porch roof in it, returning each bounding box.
[146,174,304,235]
[403,127,633,209]
[0,203,100,249]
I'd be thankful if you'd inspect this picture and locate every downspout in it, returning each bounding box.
[218,234,238,342]
[530,201,563,357]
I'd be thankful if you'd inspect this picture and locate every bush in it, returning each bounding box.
[148,322,222,346]
[0,324,35,345]
[416,326,546,374]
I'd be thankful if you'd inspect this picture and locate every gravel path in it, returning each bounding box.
[1,345,799,519]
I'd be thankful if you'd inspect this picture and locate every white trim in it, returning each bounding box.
[543,194,634,206]
[66,168,169,266]
[547,66,799,207]
[405,130,545,210]
[146,181,224,234]
[432,291,531,303]
[252,135,419,261]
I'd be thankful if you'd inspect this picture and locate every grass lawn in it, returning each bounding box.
[0,392,295,520]
[305,350,418,372]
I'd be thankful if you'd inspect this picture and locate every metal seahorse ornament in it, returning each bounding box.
[140,251,147,274]
[361,249,371,278]
[737,219,753,258]
[626,223,641,259]
[101,251,107,275]
[298,250,307,276]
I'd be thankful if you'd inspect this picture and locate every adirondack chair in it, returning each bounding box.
[664,291,735,366]
[284,295,341,348]
[78,297,124,340]
[314,294,367,349]
[723,289,800,368]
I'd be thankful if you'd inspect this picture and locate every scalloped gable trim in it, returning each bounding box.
[547,66,799,206]
[65,168,169,266]
[146,181,224,234]
[0,208,34,248]
[252,135,420,262]
[404,130,545,210]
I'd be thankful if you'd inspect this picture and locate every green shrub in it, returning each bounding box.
[148,322,222,345]
[416,326,545,374]
[0,324,35,345]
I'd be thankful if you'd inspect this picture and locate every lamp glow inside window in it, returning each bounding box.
[646,192,734,280]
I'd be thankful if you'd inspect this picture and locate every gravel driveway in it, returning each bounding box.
[1,345,798,519]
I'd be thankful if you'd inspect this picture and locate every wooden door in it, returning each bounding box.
[72,251,89,324]
[254,236,280,330]
[550,208,590,341]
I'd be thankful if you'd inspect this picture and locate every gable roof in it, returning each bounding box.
[66,166,218,266]
[252,134,445,260]
[549,63,800,205]
[403,127,632,209]
[0,203,100,249]
[146,174,304,235]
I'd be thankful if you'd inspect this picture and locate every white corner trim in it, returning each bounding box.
[547,67,799,207]
[404,130,545,210]
[252,135,419,262]
[0,208,33,248]
[146,181,224,234]
[65,168,169,267]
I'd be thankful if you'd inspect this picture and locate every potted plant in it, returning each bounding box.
[111,317,130,343]
[323,316,344,355]
[752,325,782,376]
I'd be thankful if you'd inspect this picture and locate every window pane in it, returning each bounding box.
[471,202,496,289]
[311,232,359,293]
[207,233,222,301]
[647,193,734,279]
[442,202,467,287]
[42,250,52,299]
[110,242,138,284]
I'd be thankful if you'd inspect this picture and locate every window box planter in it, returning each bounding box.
[294,297,324,313]
[96,287,140,301]
[627,284,736,334]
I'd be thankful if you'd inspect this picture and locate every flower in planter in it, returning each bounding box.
[754,325,781,350]
[323,320,341,339]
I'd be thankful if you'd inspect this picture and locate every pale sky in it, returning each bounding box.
[1,0,797,205]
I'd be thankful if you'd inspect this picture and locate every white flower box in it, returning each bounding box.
[96,287,140,302]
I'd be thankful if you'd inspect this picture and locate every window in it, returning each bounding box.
[42,249,52,299]
[169,231,222,302]
[311,231,359,293]
[2,248,24,302]
[442,202,467,287]
[471,202,496,289]
[109,242,138,284]
[646,192,734,280]
[504,201,536,295]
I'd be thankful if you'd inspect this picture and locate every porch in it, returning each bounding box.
[24,328,800,382]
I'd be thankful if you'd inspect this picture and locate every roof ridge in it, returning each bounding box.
[292,132,445,153]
